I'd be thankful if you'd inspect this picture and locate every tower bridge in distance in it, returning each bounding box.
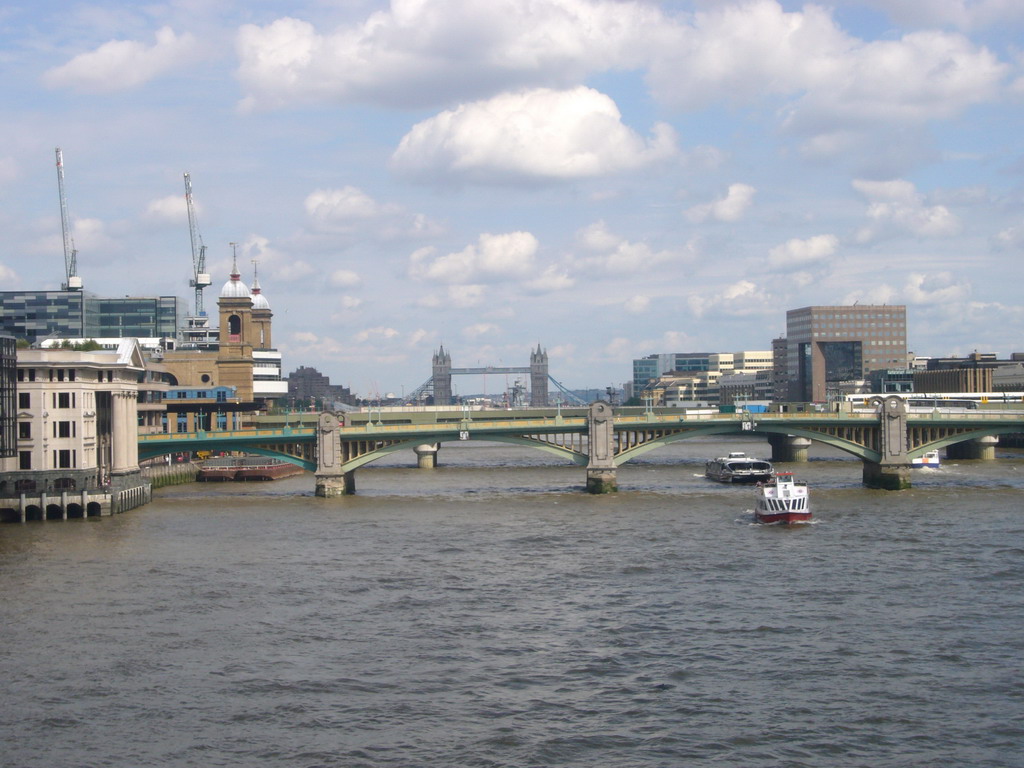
[136,396,1024,495]
[405,345,587,406]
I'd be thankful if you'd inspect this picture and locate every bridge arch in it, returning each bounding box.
[138,444,315,472]
[337,433,588,473]
[613,422,878,465]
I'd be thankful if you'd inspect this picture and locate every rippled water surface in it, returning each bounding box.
[3,438,1024,767]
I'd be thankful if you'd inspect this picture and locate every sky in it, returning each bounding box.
[2,0,1024,399]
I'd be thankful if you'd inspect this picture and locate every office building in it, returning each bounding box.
[0,340,153,520]
[785,305,908,402]
[0,290,180,343]
[632,352,712,394]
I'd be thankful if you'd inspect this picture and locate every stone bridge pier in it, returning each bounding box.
[586,401,617,493]
[315,412,355,497]
[768,434,813,463]
[946,435,998,461]
[863,395,912,490]
[414,443,440,468]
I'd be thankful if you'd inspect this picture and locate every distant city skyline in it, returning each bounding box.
[2,1,1023,396]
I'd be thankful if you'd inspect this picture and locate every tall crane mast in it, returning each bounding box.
[184,172,211,315]
[55,147,82,291]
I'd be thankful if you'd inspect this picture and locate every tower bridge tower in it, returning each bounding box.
[530,344,549,407]
[432,346,452,405]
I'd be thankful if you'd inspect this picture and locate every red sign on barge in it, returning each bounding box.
[754,472,811,524]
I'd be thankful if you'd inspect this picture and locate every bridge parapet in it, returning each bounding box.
[136,404,1024,493]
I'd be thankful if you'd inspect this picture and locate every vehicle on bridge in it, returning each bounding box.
[705,452,774,483]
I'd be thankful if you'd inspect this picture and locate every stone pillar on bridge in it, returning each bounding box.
[768,434,812,463]
[586,401,617,493]
[414,443,440,469]
[863,395,912,490]
[315,412,354,496]
[946,435,998,460]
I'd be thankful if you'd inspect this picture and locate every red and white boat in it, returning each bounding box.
[754,472,811,524]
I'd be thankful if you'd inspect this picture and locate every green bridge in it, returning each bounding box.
[137,397,1024,493]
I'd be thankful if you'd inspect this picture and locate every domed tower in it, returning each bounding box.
[216,245,255,401]
[250,261,273,350]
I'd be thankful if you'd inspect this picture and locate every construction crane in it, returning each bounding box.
[55,147,82,291]
[184,172,211,315]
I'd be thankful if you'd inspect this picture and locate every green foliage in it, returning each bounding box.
[56,338,103,351]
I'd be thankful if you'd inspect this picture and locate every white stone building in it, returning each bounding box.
[0,340,152,521]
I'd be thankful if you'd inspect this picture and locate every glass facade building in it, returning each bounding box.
[632,353,712,393]
[93,297,180,338]
[0,291,90,342]
[0,291,180,343]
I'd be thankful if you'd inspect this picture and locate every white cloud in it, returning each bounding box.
[624,295,650,313]
[523,265,574,293]
[577,220,624,252]
[604,337,634,359]
[994,223,1024,249]
[410,232,539,283]
[235,234,314,283]
[353,326,400,343]
[0,262,17,283]
[853,179,961,241]
[572,221,678,274]
[43,27,196,93]
[768,234,839,268]
[235,1,661,111]
[449,285,487,308]
[463,322,499,338]
[407,328,432,347]
[145,194,187,223]
[305,186,442,238]
[842,271,969,307]
[904,271,971,305]
[391,87,677,183]
[687,279,774,318]
[685,183,756,223]
[647,1,1007,148]
[306,186,388,222]
[329,269,361,287]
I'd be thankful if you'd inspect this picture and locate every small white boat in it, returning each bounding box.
[911,449,941,469]
[705,452,774,483]
[754,472,811,524]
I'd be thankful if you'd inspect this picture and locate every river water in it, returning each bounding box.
[2,437,1023,767]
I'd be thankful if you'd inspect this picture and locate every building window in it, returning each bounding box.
[57,392,72,408]
[18,422,31,439]
[19,451,31,470]
[18,392,30,409]
[15,476,35,490]
[56,449,73,469]
[54,477,76,491]
[55,421,74,438]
